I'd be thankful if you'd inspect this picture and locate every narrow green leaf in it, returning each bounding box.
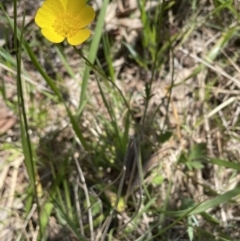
[209,158,240,171]
[79,0,110,112]
[165,187,240,217]
[40,202,54,237]
[206,26,237,62]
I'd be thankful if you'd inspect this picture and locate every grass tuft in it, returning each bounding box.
[1,0,240,240]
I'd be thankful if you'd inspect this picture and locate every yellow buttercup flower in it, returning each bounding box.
[35,0,95,46]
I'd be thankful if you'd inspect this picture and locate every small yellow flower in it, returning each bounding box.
[35,0,95,46]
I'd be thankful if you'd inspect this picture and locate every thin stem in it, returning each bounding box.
[13,1,42,238]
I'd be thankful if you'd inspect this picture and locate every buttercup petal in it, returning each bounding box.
[76,6,95,29]
[59,0,68,10]
[67,28,91,45]
[66,0,85,15]
[41,28,65,43]
[40,0,65,18]
[35,7,55,28]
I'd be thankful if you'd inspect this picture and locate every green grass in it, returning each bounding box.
[1,0,240,240]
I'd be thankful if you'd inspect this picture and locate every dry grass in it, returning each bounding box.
[1,0,240,240]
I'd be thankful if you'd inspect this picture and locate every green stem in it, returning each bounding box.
[13,1,42,238]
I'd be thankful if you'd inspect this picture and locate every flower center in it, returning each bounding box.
[52,13,80,38]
